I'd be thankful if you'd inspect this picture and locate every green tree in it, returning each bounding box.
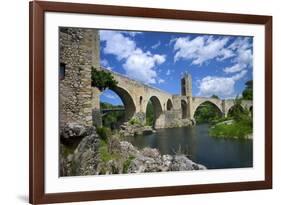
[242,80,253,100]
[194,102,222,124]
[211,94,219,99]
[228,97,251,122]
[91,67,118,91]
[100,102,125,129]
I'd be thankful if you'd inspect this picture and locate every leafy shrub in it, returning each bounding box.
[123,155,135,173]
[91,67,118,91]
[129,117,141,125]
[96,127,112,142]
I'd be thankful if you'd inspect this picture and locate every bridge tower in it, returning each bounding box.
[181,72,193,119]
[181,72,192,97]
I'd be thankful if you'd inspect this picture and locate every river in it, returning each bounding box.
[124,124,253,169]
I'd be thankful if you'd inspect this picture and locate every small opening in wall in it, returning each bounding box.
[59,63,66,80]
[140,96,143,105]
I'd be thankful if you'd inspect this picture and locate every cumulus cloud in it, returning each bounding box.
[100,30,166,84]
[100,30,136,60]
[198,70,247,98]
[172,35,253,76]
[173,35,233,65]
[223,37,253,73]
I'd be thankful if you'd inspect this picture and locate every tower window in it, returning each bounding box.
[59,63,66,80]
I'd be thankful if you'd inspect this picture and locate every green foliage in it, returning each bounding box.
[211,94,219,99]
[228,98,251,122]
[242,80,253,100]
[210,99,252,139]
[122,155,135,173]
[129,117,142,125]
[194,102,222,124]
[91,67,118,91]
[100,102,125,129]
[98,140,121,162]
[98,140,112,162]
[209,120,252,139]
[145,101,154,126]
[96,127,112,142]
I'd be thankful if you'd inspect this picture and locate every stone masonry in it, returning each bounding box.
[59,27,99,127]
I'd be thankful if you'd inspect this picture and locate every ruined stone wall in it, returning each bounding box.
[59,27,100,127]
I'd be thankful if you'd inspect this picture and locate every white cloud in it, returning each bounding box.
[198,70,247,98]
[103,92,118,99]
[100,30,136,60]
[223,37,253,74]
[100,59,109,67]
[223,64,245,73]
[100,59,113,70]
[172,35,253,77]
[151,41,161,49]
[100,30,166,84]
[166,69,171,76]
[123,49,165,84]
[158,78,165,84]
[173,35,232,65]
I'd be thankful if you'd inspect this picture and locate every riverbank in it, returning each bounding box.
[60,123,207,176]
[209,119,253,139]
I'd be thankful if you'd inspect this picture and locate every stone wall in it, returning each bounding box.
[59,27,100,127]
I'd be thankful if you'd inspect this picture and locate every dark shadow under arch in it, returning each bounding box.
[181,100,187,119]
[167,99,173,111]
[227,103,245,117]
[146,96,163,128]
[107,86,136,122]
[194,101,223,123]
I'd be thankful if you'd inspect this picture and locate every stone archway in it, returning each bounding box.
[227,103,245,118]
[110,86,136,121]
[167,99,173,111]
[193,100,223,122]
[146,96,163,128]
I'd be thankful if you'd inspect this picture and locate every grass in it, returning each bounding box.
[209,120,252,139]
[122,155,135,173]
[98,140,122,162]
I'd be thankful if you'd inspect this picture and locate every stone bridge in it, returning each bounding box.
[59,27,252,129]
[92,68,253,129]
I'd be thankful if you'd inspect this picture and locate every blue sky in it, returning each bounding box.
[99,30,253,105]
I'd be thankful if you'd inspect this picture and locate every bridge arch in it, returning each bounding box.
[192,99,223,119]
[146,96,163,128]
[106,86,136,121]
[167,99,173,111]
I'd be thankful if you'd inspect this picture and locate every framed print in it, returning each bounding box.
[29,1,272,204]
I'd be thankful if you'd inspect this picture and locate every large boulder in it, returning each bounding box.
[170,155,206,171]
[71,129,100,176]
[60,122,94,145]
[120,123,155,137]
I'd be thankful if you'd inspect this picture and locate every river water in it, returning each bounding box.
[125,124,253,169]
